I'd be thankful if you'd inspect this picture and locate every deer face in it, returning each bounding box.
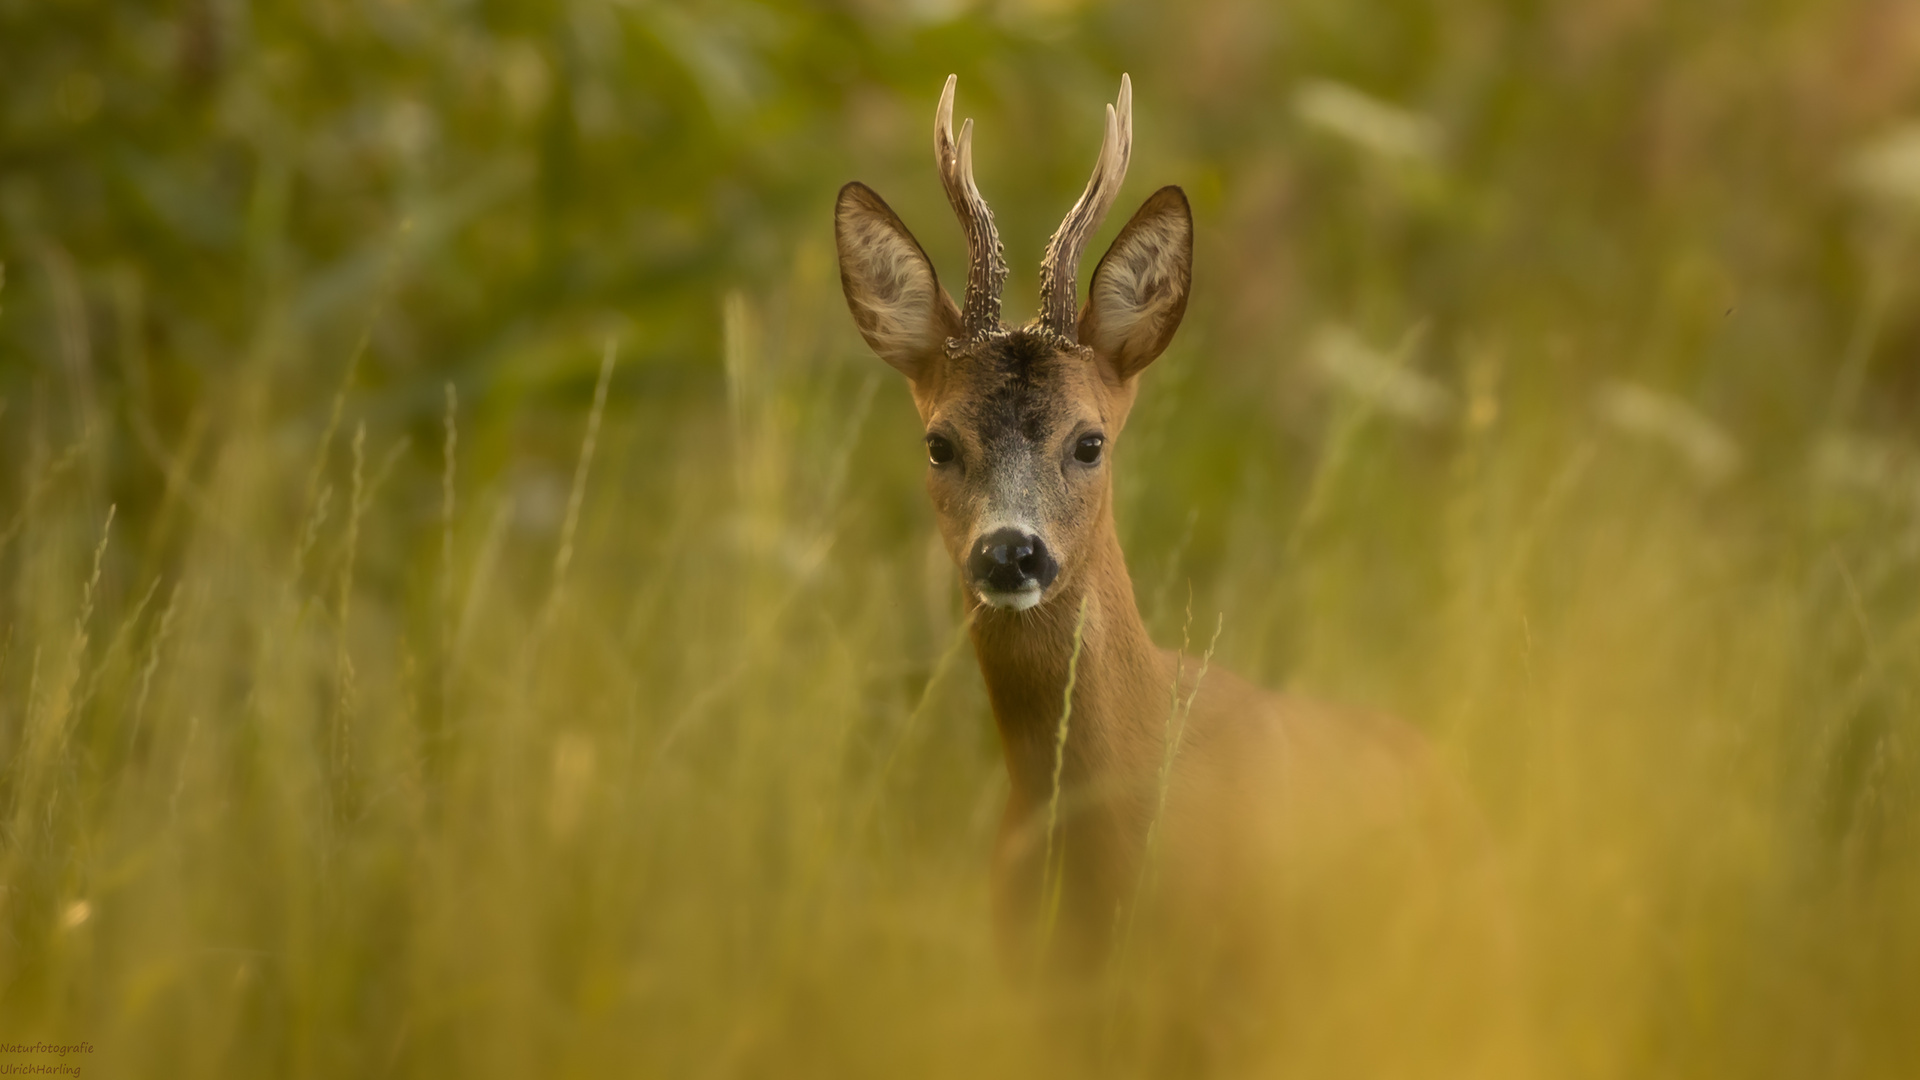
[916,329,1126,610]
[834,77,1191,611]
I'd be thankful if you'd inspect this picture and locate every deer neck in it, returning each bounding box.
[968,511,1168,818]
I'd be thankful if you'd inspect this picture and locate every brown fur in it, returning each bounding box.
[838,162,1523,1077]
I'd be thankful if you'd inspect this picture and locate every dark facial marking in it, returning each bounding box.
[950,330,1074,450]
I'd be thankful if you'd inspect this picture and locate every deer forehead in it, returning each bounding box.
[927,333,1114,443]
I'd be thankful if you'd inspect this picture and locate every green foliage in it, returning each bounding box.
[3,0,1920,1076]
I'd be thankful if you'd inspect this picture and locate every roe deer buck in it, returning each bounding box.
[836,75,1517,1072]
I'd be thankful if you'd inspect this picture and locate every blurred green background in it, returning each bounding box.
[4,0,1920,1076]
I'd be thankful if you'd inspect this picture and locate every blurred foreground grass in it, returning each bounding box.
[5,1,1920,1076]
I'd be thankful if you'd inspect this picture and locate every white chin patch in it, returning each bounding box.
[977,584,1043,611]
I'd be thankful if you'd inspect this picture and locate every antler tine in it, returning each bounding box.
[935,75,1008,340]
[1039,73,1133,341]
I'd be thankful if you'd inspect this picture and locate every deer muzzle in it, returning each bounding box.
[967,527,1059,610]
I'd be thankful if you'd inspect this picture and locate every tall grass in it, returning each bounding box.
[5,1,1920,1076]
[3,261,1918,1076]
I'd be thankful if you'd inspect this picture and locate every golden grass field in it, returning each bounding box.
[4,1,1920,1076]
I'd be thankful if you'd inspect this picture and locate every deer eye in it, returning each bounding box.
[926,434,956,466]
[1074,433,1105,465]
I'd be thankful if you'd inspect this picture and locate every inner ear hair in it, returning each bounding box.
[835,182,963,381]
[1077,185,1192,382]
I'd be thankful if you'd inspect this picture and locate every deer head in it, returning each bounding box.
[836,75,1193,612]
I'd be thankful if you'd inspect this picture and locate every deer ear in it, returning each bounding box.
[1077,186,1192,381]
[835,182,962,381]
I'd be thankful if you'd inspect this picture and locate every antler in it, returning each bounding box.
[936,75,1009,340]
[1038,74,1133,342]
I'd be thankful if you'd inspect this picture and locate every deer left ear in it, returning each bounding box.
[1077,186,1192,381]
[835,181,963,383]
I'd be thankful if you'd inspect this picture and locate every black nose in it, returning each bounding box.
[967,528,1059,594]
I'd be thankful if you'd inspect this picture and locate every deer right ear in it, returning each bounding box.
[835,182,963,382]
[1078,185,1192,382]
